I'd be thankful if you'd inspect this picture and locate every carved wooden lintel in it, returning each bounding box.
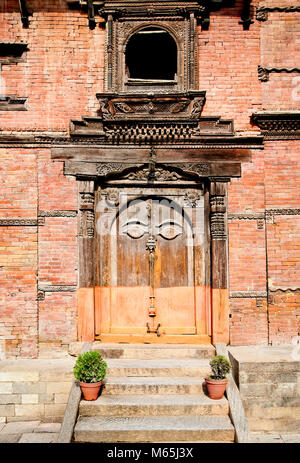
[64,160,241,180]
[96,92,206,120]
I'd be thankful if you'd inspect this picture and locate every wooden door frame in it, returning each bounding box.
[76,168,230,345]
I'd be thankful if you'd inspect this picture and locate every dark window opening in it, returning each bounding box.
[125,27,177,81]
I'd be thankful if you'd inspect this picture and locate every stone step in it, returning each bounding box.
[102,377,207,395]
[106,359,211,377]
[239,382,300,398]
[80,394,229,417]
[74,415,235,442]
[69,342,215,359]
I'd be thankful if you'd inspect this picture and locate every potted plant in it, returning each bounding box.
[205,355,231,400]
[74,350,107,401]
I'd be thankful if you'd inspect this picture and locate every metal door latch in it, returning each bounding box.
[146,323,161,337]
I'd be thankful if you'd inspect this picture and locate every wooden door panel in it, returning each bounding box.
[95,188,207,341]
[155,286,196,334]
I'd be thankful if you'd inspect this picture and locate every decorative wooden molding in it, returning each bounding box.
[38,285,77,292]
[256,5,300,22]
[230,291,267,298]
[38,210,77,217]
[258,65,300,82]
[37,285,77,301]
[228,213,264,220]
[252,111,300,139]
[68,91,263,148]
[0,96,27,111]
[0,218,37,226]
[266,208,300,216]
[269,287,300,294]
[228,212,265,230]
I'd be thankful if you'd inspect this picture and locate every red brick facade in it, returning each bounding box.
[0,0,299,357]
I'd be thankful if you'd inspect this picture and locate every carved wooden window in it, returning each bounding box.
[125,27,178,85]
[104,7,200,93]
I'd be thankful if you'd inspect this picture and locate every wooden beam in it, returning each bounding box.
[239,0,254,30]
[19,0,29,28]
[88,0,96,30]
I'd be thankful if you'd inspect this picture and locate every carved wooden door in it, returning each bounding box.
[95,188,210,343]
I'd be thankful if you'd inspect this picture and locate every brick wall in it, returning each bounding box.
[0,0,299,354]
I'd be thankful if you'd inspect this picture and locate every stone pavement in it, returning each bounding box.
[0,421,60,443]
[249,432,300,443]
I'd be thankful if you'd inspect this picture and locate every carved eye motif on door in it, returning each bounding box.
[122,221,149,239]
[156,221,183,240]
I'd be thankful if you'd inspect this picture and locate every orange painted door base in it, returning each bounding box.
[93,189,211,344]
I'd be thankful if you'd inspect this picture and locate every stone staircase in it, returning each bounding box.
[73,344,235,443]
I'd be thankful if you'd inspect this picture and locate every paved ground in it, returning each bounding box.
[0,420,299,443]
[249,432,300,443]
[0,421,60,443]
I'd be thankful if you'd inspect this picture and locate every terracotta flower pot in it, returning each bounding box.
[79,381,102,401]
[205,378,228,400]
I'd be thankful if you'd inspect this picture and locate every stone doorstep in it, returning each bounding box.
[69,342,215,359]
[79,394,229,417]
[102,376,207,395]
[74,415,235,443]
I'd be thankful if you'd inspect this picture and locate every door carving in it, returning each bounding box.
[94,187,211,343]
